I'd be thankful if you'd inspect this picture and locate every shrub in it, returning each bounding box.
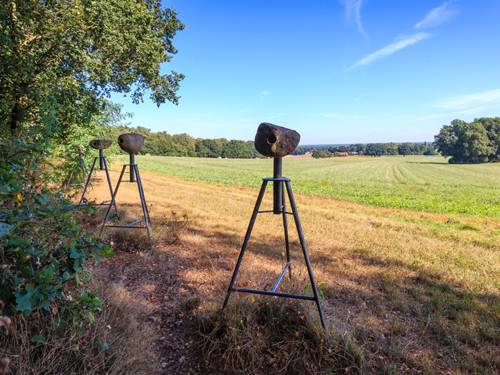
[0,139,113,325]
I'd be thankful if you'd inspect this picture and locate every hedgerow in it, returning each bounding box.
[0,139,113,331]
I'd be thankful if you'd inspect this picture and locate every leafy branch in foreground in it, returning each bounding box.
[0,0,184,139]
[0,140,113,325]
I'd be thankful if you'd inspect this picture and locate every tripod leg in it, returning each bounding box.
[222,180,268,312]
[134,165,152,241]
[285,181,326,329]
[66,170,74,189]
[79,158,97,206]
[80,156,88,176]
[102,157,118,216]
[281,181,292,279]
[134,165,151,225]
[99,165,126,238]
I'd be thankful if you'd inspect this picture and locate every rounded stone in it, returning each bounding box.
[89,139,112,150]
[254,122,301,158]
[118,133,145,154]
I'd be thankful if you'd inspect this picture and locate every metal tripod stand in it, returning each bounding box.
[78,150,117,213]
[99,154,152,241]
[222,158,325,328]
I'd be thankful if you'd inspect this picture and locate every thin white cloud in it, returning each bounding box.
[435,89,500,110]
[415,1,458,30]
[346,32,431,71]
[260,90,270,96]
[343,0,366,37]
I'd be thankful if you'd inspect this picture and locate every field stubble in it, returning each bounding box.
[85,156,499,374]
[116,155,500,217]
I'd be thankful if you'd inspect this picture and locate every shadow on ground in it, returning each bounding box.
[92,205,499,374]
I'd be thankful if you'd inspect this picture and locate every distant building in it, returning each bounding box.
[287,151,313,158]
[335,152,349,157]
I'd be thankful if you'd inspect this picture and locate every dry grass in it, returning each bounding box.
[1,282,157,375]
[82,165,499,374]
[197,297,362,375]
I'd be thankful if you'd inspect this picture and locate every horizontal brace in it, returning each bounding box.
[78,201,111,206]
[104,224,148,229]
[262,177,290,182]
[231,287,315,301]
[271,262,290,292]
[125,218,143,226]
[257,210,293,215]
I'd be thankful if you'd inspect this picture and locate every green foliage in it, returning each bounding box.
[128,155,500,217]
[0,139,113,320]
[312,150,332,158]
[0,0,183,139]
[434,118,500,163]
[222,140,254,158]
[104,125,257,159]
[296,142,436,157]
[195,138,227,158]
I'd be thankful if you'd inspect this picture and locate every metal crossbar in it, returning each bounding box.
[99,163,152,241]
[78,156,117,215]
[271,262,290,292]
[221,176,326,328]
[231,288,315,301]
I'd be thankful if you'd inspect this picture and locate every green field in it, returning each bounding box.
[117,155,500,217]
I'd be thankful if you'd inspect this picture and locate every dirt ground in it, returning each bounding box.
[83,166,499,374]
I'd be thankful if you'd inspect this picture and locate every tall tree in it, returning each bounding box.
[0,0,184,140]
[434,118,499,163]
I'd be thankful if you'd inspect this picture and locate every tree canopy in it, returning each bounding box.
[434,118,500,163]
[0,0,184,140]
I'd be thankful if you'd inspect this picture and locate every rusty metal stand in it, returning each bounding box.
[78,152,117,214]
[222,170,326,328]
[98,155,152,241]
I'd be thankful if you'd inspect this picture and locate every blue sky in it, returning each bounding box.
[112,0,500,144]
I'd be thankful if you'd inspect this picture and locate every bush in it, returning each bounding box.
[1,283,157,375]
[0,139,112,324]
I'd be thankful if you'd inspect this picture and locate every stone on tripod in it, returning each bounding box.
[118,133,145,155]
[255,122,300,158]
[76,144,86,155]
[89,139,112,150]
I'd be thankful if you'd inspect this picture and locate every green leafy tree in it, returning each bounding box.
[222,140,254,159]
[434,118,499,163]
[0,0,184,140]
[196,139,227,158]
[398,143,413,156]
[476,117,500,160]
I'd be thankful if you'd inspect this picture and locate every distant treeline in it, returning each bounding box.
[107,126,438,159]
[107,118,500,163]
[293,142,436,158]
[108,126,258,158]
